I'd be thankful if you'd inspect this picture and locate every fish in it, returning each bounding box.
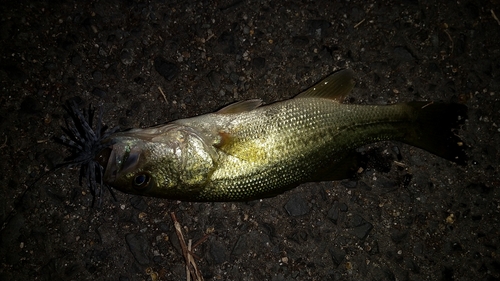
[61,69,467,202]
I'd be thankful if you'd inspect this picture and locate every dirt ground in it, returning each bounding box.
[1,0,499,280]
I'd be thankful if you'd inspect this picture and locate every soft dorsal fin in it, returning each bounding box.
[295,69,356,102]
[216,99,263,114]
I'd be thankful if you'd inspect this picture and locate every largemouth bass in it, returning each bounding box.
[61,69,467,202]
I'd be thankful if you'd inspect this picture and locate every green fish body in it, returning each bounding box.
[98,69,467,201]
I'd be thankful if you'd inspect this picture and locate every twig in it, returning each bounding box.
[393,161,407,168]
[0,136,7,149]
[444,29,454,55]
[492,9,500,25]
[187,239,193,281]
[192,234,210,250]
[158,86,168,104]
[421,101,434,109]
[354,18,366,29]
[170,212,204,281]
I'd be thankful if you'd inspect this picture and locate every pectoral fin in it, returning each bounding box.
[295,69,356,102]
[214,131,267,162]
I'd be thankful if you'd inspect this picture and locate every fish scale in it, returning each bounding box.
[198,100,412,201]
[87,69,467,201]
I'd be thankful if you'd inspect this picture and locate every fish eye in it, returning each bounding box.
[133,174,150,189]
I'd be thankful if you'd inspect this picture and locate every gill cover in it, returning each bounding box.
[99,124,218,199]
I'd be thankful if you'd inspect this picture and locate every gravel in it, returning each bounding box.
[1,0,499,280]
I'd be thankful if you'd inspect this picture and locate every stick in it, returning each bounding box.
[170,212,204,281]
[492,9,500,25]
[158,86,168,104]
[444,29,454,55]
[354,18,366,29]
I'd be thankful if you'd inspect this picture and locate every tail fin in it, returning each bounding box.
[403,101,468,165]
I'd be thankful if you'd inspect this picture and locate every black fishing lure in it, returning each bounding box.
[57,101,119,205]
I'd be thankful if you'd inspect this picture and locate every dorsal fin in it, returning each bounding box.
[295,69,356,102]
[216,99,263,114]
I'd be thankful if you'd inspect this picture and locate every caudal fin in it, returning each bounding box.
[403,101,468,165]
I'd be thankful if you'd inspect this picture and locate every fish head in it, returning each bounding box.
[96,124,217,199]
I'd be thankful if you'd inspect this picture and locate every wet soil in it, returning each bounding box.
[1,0,499,280]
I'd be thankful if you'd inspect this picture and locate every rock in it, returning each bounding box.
[287,229,308,244]
[292,36,309,46]
[129,196,147,211]
[393,47,415,62]
[120,49,134,65]
[231,234,248,256]
[350,222,373,240]
[125,233,150,265]
[252,57,266,69]
[207,71,221,89]
[217,31,237,54]
[261,222,276,238]
[327,201,341,224]
[405,258,420,273]
[357,181,372,191]
[154,57,178,81]
[71,54,82,66]
[347,214,373,240]
[329,248,346,267]
[91,87,107,98]
[229,72,239,84]
[467,182,492,195]
[97,223,118,245]
[284,194,310,216]
[92,70,102,82]
[209,240,228,264]
[348,214,367,227]
[307,19,331,38]
[43,61,57,70]
[341,180,357,188]
[390,230,408,244]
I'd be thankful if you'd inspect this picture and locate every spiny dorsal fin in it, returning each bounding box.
[295,69,356,102]
[216,99,263,114]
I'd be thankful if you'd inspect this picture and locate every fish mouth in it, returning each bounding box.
[95,146,114,181]
[95,141,144,187]
[95,144,121,185]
